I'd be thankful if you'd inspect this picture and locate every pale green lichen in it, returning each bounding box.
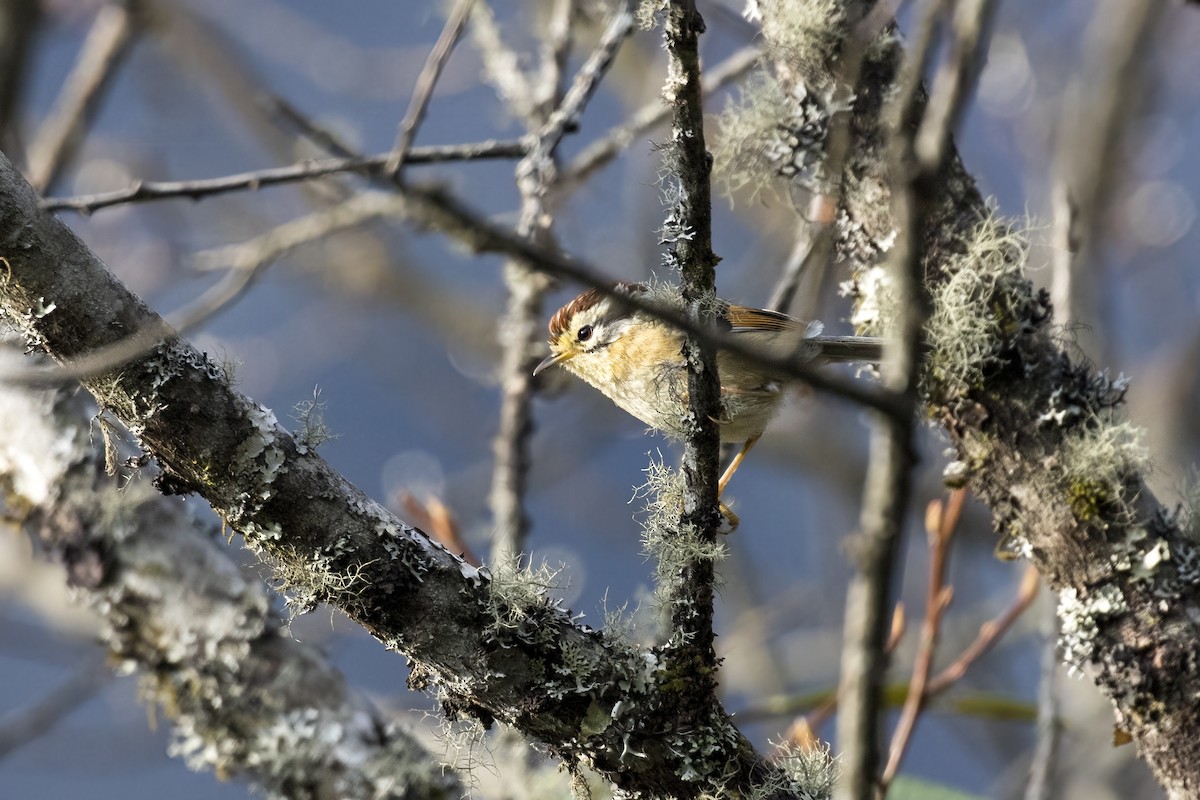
[922,215,1031,401]
[714,70,845,202]
[635,0,665,29]
[292,387,337,453]
[436,716,489,795]
[750,739,837,800]
[636,455,727,597]
[484,559,570,644]
[751,0,848,70]
[1059,421,1147,525]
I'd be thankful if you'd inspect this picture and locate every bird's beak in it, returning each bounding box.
[533,350,572,376]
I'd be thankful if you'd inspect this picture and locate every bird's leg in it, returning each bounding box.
[718,434,760,497]
[718,502,740,533]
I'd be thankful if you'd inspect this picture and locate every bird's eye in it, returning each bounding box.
[577,324,593,342]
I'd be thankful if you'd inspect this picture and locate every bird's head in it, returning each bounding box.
[533,283,644,378]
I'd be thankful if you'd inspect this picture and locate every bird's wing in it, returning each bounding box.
[721,303,823,338]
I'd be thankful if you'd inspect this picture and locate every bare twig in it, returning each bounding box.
[489,0,635,566]
[563,44,760,186]
[881,489,966,789]
[1051,0,1164,364]
[0,0,41,161]
[660,0,723,683]
[1024,593,1061,800]
[0,194,399,386]
[836,0,996,794]
[768,209,835,317]
[385,0,477,178]
[27,1,138,193]
[257,92,361,159]
[926,564,1040,695]
[0,658,111,760]
[42,140,529,214]
[398,491,479,567]
[535,1,635,151]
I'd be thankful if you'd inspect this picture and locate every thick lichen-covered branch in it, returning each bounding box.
[749,1,1200,795]
[0,150,818,798]
[0,371,461,800]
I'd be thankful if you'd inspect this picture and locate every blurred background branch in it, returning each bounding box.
[1,0,1198,798]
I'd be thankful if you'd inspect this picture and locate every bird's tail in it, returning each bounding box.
[812,335,887,364]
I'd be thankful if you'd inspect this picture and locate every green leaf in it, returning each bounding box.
[889,776,988,800]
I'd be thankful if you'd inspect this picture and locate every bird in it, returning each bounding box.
[533,281,884,502]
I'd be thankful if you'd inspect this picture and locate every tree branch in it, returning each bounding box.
[490,0,636,567]
[41,140,530,214]
[834,0,946,790]
[660,0,723,685]
[26,0,138,193]
[751,0,1200,794]
[0,149,807,799]
[562,43,761,186]
[0,365,461,798]
[385,0,477,178]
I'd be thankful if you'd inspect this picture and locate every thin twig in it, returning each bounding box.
[385,0,477,178]
[489,0,575,568]
[768,209,835,317]
[835,0,967,795]
[880,488,966,789]
[0,657,111,760]
[535,1,635,153]
[257,92,360,159]
[563,44,760,186]
[27,1,138,193]
[1050,0,1164,365]
[398,491,479,567]
[1024,593,1060,800]
[913,0,1000,174]
[0,195,391,386]
[926,563,1040,695]
[659,0,723,697]
[42,140,529,213]
[489,0,636,566]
